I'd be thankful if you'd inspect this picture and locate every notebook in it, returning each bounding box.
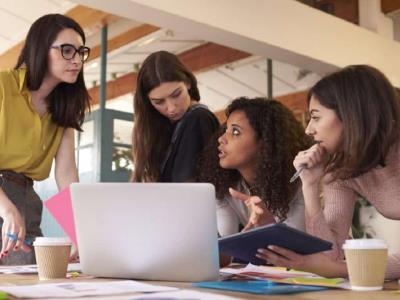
[70,183,219,282]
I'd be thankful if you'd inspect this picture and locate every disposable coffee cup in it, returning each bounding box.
[33,237,72,280]
[343,239,388,291]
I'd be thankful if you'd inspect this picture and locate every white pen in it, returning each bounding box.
[289,164,307,183]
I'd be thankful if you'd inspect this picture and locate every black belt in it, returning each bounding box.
[0,170,33,187]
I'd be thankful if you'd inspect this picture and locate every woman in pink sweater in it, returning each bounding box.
[256,65,400,279]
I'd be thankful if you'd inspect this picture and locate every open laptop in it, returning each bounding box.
[70,183,219,282]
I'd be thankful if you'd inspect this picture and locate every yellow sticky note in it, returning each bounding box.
[289,277,344,286]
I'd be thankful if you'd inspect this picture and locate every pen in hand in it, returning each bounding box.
[290,142,322,183]
[289,164,307,183]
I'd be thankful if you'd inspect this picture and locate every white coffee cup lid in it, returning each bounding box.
[342,239,387,250]
[33,237,72,246]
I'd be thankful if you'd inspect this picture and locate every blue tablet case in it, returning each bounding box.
[218,223,332,265]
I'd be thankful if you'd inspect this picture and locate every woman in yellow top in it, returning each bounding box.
[0,14,90,264]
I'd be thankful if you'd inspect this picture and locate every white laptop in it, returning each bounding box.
[70,183,219,282]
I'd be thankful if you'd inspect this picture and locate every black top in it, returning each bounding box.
[159,105,219,182]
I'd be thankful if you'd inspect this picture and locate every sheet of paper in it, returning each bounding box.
[220,264,350,289]
[221,263,318,280]
[0,263,81,275]
[277,277,351,289]
[0,280,177,298]
[44,188,77,245]
[128,289,241,299]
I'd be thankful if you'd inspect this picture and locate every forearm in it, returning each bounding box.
[0,188,17,216]
[302,182,323,219]
[304,182,355,261]
[302,183,340,259]
[55,166,78,191]
[54,128,79,191]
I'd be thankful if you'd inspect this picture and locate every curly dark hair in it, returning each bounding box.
[196,97,311,220]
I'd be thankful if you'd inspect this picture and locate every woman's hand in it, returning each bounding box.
[0,201,30,258]
[256,245,347,278]
[229,188,275,231]
[293,143,327,187]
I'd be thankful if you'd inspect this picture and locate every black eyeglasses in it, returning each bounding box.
[50,43,90,62]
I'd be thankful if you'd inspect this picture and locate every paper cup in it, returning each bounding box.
[33,237,72,280]
[343,239,388,291]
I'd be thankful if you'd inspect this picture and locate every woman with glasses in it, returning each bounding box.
[132,51,219,182]
[0,14,90,264]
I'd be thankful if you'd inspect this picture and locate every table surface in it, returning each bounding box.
[0,273,398,300]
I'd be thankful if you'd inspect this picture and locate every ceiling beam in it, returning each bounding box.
[88,24,159,61]
[214,90,308,124]
[74,0,400,86]
[66,5,119,32]
[88,42,251,105]
[0,5,119,69]
[381,0,400,14]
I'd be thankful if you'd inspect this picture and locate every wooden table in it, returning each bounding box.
[0,273,398,300]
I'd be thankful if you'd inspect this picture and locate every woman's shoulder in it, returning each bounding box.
[0,68,25,86]
[185,104,219,125]
[188,104,216,117]
[323,141,400,192]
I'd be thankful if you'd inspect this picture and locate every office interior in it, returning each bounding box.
[1,0,399,250]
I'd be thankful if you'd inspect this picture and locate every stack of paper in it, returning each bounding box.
[219,264,350,290]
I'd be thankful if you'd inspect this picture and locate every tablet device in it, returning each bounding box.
[218,223,332,265]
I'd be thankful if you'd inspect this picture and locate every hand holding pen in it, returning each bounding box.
[290,143,326,185]
[289,164,307,183]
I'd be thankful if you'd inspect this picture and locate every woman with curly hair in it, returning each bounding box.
[197,97,311,237]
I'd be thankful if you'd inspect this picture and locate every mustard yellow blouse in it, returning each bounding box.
[0,69,64,181]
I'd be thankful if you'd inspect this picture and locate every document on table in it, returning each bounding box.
[221,263,318,280]
[221,264,350,289]
[128,289,241,299]
[0,263,81,274]
[0,280,177,298]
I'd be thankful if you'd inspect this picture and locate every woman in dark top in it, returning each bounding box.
[132,51,219,182]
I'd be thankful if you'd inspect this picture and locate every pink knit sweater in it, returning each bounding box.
[306,142,400,279]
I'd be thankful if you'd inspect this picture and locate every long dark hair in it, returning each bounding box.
[15,14,90,131]
[132,51,201,182]
[197,97,311,220]
[309,65,400,179]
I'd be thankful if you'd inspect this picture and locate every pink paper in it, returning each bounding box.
[44,188,77,246]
